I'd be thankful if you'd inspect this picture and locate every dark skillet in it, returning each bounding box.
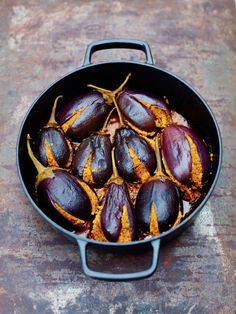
[16,39,222,280]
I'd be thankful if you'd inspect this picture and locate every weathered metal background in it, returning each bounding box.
[0,0,235,313]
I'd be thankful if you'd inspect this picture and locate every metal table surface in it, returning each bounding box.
[0,1,235,313]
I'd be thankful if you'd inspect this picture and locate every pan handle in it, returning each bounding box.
[77,238,160,280]
[83,38,153,66]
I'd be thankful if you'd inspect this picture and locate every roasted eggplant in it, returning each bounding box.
[117,90,172,136]
[36,96,73,168]
[92,149,136,242]
[161,125,210,190]
[135,136,182,236]
[27,135,98,227]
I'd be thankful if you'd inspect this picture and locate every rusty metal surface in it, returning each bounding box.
[0,0,235,313]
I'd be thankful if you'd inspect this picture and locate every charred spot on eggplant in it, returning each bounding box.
[73,133,112,188]
[27,135,98,227]
[114,127,156,183]
[36,96,73,168]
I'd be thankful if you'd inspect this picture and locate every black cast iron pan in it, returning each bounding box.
[16,39,222,280]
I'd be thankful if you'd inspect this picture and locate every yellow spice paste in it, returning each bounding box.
[128,147,151,182]
[61,106,87,133]
[45,139,59,167]
[82,152,94,185]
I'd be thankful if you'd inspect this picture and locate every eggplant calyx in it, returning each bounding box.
[106,148,124,185]
[47,95,63,127]
[153,134,167,179]
[87,73,131,106]
[27,134,55,187]
[99,107,116,133]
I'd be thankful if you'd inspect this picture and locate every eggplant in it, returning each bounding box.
[36,96,72,168]
[56,92,112,142]
[92,149,136,242]
[135,136,182,235]
[117,90,172,136]
[27,135,98,227]
[73,133,112,188]
[161,125,210,189]
[114,127,156,183]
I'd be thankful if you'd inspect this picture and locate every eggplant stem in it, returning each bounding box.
[87,73,131,106]
[27,134,46,175]
[101,107,116,132]
[113,97,125,127]
[48,95,63,126]
[87,84,113,105]
[111,148,119,178]
[86,84,111,94]
[113,73,131,95]
[154,134,165,176]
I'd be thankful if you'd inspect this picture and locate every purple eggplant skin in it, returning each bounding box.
[73,133,112,188]
[135,178,182,233]
[114,128,157,182]
[37,169,92,221]
[101,182,136,242]
[36,127,71,167]
[161,125,192,185]
[117,90,168,132]
[56,91,112,142]
[161,125,210,185]
[73,137,92,177]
